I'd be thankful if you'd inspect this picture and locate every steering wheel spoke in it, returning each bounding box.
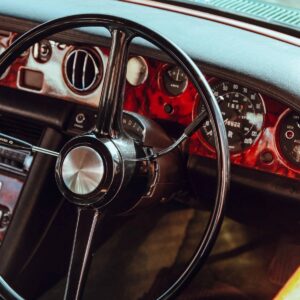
[94,28,134,138]
[64,208,103,300]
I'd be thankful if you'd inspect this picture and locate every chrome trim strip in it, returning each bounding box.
[65,49,100,92]
[32,145,59,157]
[72,50,78,86]
[82,52,88,89]
[123,0,300,47]
[0,276,25,300]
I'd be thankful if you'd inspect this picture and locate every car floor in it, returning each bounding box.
[40,202,292,300]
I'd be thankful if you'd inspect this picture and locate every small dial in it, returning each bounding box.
[199,81,265,152]
[278,111,300,167]
[126,56,148,86]
[163,65,188,96]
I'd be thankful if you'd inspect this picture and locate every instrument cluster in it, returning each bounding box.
[123,57,300,181]
[0,31,299,180]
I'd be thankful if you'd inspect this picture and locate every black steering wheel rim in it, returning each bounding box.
[0,14,230,300]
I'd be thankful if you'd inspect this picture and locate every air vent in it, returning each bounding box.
[64,48,103,94]
[0,113,44,145]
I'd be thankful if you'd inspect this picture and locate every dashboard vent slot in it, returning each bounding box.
[64,48,102,94]
[0,113,44,145]
[204,0,300,28]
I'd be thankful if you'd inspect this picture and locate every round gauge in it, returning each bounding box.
[126,56,148,86]
[278,111,300,167]
[163,65,188,96]
[199,81,265,152]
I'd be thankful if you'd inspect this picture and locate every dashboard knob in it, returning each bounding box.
[32,40,52,63]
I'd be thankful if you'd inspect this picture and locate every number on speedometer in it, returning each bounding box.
[198,81,265,152]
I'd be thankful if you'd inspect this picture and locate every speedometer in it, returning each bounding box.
[198,80,265,152]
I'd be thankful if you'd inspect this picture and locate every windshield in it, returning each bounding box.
[160,0,300,30]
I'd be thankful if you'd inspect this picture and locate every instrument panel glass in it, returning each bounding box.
[198,80,266,152]
[278,111,300,168]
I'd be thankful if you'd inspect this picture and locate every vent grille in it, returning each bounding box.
[0,113,44,145]
[195,0,300,28]
[64,48,102,94]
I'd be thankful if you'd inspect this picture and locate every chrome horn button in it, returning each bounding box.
[61,146,104,195]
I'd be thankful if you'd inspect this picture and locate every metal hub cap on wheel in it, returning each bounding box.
[61,146,105,195]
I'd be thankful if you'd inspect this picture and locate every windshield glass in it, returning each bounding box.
[162,0,300,30]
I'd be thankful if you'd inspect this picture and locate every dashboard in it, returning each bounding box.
[0,2,299,298]
[0,31,299,181]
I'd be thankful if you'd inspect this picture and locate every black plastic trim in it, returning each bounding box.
[0,86,73,129]
[188,155,300,203]
[0,128,69,298]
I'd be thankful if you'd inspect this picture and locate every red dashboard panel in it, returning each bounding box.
[124,61,196,127]
[123,56,300,181]
[0,31,299,181]
[188,100,300,180]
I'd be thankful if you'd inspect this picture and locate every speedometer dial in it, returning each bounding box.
[199,81,265,152]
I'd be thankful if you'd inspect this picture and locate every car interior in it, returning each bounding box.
[0,0,299,299]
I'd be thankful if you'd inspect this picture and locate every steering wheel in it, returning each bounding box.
[0,14,230,300]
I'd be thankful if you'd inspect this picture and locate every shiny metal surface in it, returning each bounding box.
[64,208,101,300]
[62,146,104,195]
[0,132,59,157]
[64,48,102,93]
[32,145,59,157]
[0,276,25,300]
[95,28,133,137]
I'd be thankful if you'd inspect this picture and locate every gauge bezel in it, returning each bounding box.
[159,63,189,97]
[62,46,104,96]
[193,78,266,155]
[275,108,300,173]
[126,55,149,86]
